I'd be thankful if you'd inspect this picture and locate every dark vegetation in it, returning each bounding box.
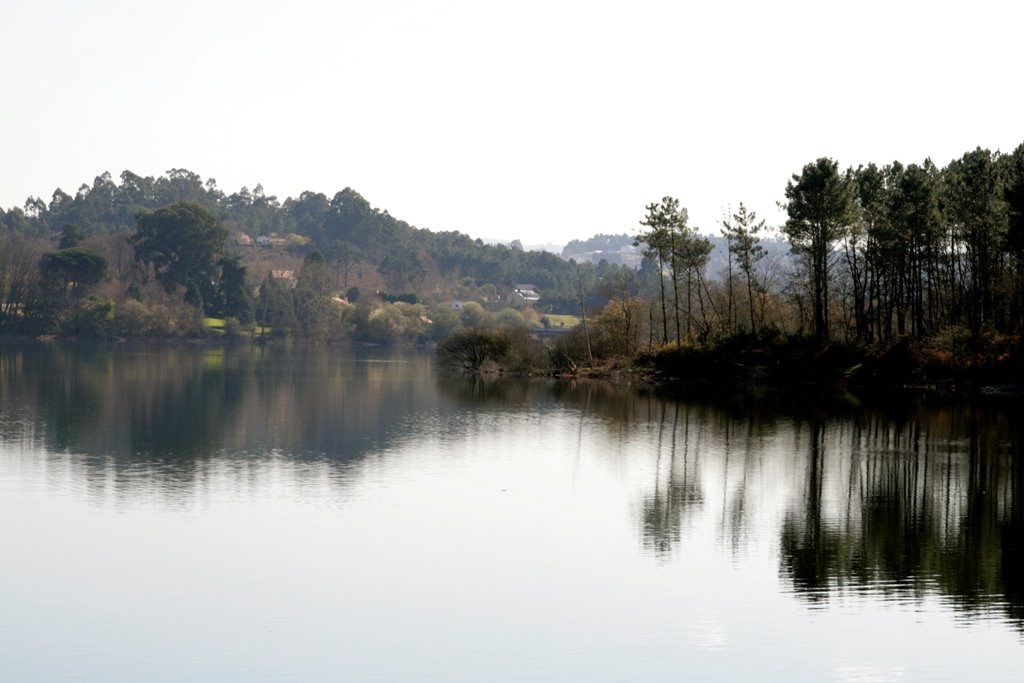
[439,142,1024,392]
[4,141,1024,394]
[0,169,625,342]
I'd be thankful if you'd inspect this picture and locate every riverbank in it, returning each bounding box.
[632,332,1024,397]
[437,325,1024,397]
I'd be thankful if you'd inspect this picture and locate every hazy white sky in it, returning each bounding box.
[1,0,1020,246]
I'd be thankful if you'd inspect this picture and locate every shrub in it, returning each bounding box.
[495,307,527,330]
[224,317,249,341]
[499,327,549,374]
[427,306,460,341]
[437,327,509,372]
[113,299,149,339]
[64,296,114,338]
[550,326,592,371]
[460,301,488,327]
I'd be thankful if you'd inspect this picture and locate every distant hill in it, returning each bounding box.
[522,242,565,254]
[701,233,792,279]
[562,234,643,267]
[564,231,793,279]
[478,237,564,254]
[0,168,638,314]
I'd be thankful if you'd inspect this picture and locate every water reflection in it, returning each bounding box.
[2,344,1023,639]
[640,402,704,557]
[434,374,1024,630]
[0,343,441,498]
[770,407,1021,626]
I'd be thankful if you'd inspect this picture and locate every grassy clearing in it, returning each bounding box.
[205,317,275,338]
[204,317,226,335]
[544,314,580,328]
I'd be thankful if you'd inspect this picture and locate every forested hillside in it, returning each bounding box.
[0,169,637,341]
[4,140,1024,383]
[0,169,603,304]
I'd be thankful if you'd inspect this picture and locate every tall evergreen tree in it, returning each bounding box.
[131,201,228,312]
[783,158,856,342]
[943,148,1008,332]
[721,203,765,334]
[636,197,688,345]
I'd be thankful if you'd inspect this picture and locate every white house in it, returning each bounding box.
[507,284,540,308]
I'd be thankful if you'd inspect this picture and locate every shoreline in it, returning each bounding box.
[8,333,1024,400]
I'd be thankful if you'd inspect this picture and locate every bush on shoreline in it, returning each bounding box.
[436,323,1024,396]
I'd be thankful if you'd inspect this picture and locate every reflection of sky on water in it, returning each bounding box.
[1,345,1023,681]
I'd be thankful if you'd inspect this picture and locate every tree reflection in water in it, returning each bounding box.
[437,375,1024,628]
[0,343,439,495]
[775,402,1024,627]
[3,344,1023,630]
[640,401,704,557]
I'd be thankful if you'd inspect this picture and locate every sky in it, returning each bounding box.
[1,0,1021,248]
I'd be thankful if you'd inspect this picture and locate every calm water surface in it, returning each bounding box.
[0,344,1022,682]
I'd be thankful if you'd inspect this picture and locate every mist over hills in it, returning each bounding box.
[560,232,792,276]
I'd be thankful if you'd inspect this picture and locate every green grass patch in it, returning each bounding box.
[204,317,226,336]
[544,314,581,328]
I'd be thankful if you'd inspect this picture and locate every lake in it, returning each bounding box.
[1,343,1021,682]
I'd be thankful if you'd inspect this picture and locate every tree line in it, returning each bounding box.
[0,168,617,310]
[5,141,1024,361]
[0,169,635,340]
[782,145,1024,343]
[520,141,1024,377]
[617,144,1024,348]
